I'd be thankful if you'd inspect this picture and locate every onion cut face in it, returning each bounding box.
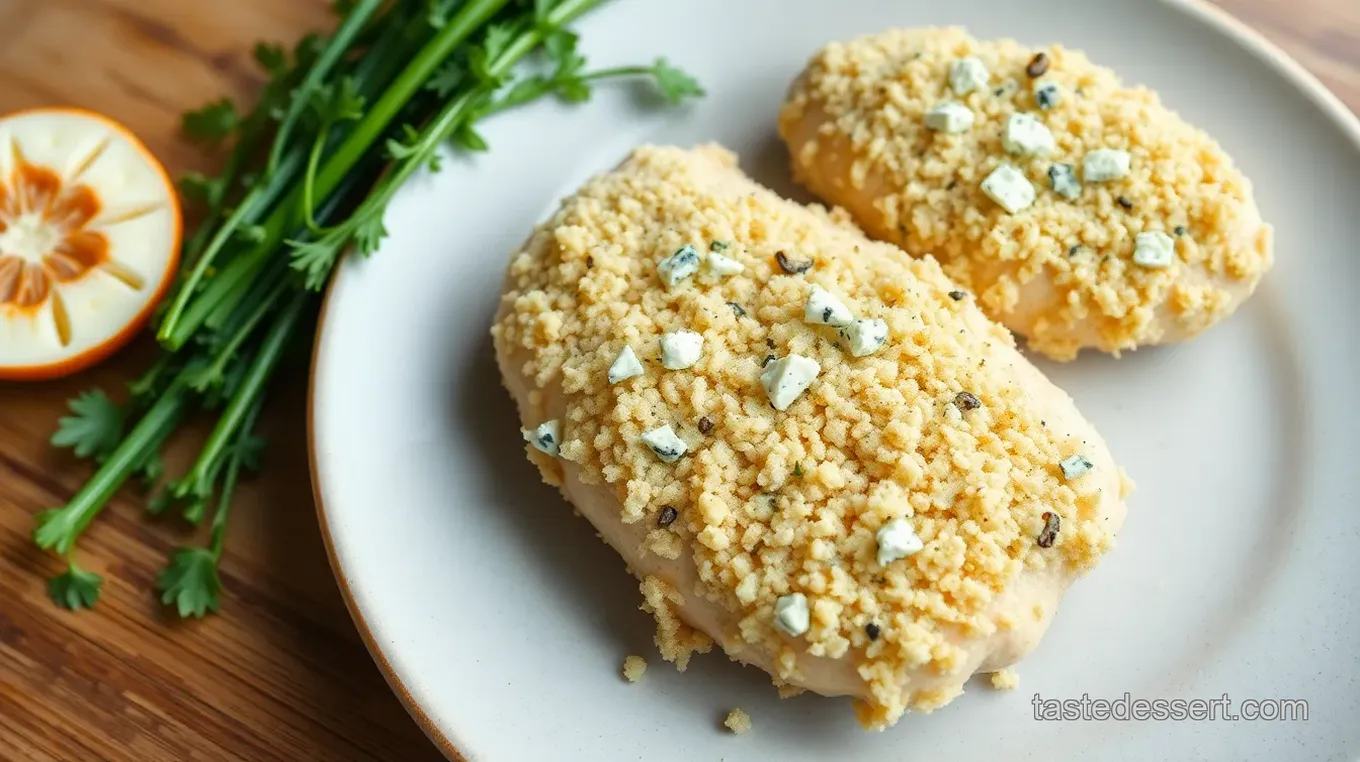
[0,108,180,380]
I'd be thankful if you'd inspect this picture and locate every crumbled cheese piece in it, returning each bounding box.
[608,345,644,383]
[759,354,820,411]
[981,165,1036,214]
[949,56,989,95]
[660,329,703,369]
[641,424,687,462]
[1132,231,1176,269]
[1002,113,1055,157]
[1083,148,1131,182]
[1059,454,1093,480]
[990,668,1020,690]
[705,251,744,276]
[1033,81,1061,110]
[522,420,561,456]
[723,708,752,734]
[622,655,647,683]
[875,518,924,566]
[773,593,809,636]
[841,318,889,357]
[803,284,853,327]
[1048,163,1081,200]
[656,243,701,288]
[924,102,974,133]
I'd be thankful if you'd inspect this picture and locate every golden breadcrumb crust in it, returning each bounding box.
[779,27,1273,359]
[491,144,1121,727]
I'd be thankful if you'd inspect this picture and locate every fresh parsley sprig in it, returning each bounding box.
[35,0,703,618]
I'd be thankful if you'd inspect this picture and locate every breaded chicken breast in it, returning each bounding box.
[491,144,1130,728]
[779,27,1273,359]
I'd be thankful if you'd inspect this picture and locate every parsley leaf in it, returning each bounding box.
[354,217,389,256]
[483,23,516,62]
[649,58,705,104]
[453,124,489,152]
[179,171,226,209]
[425,60,466,98]
[33,508,78,555]
[385,124,423,161]
[182,98,239,146]
[308,76,366,128]
[157,548,222,619]
[48,563,102,611]
[51,391,124,461]
[544,29,584,78]
[235,433,267,474]
[137,451,165,490]
[252,42,288,77]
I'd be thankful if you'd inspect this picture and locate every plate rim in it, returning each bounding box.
[304,2,1360,759]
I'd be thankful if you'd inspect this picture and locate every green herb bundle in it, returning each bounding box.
[35,0,702,618]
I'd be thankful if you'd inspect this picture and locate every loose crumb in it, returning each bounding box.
[622,655,648,683]
[723,708,753,734]
[990,668,1020,690]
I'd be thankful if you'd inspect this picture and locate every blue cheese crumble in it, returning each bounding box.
[1083,148,1131,182]
[875,518,924,566]
[1048,163,1081,200]
[1059,454,1094,480]
[981,165,1036,214]
[522,420,561,456]
[841,318,889,357]
[773,593,810,637]
[641,424,687,463]
[949,57,989,95]
[608,344,644,383]
[1132,231,1176,268]
[656,243,701,288]
[804,284,853,327]
[1033,81,1061,110]
[705,251,744,276]
[924,102,974,133]
[760,354,821,411]
[660,329,704,370]
[1002,113,1055,157]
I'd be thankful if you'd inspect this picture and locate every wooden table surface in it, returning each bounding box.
[0,1,1356,760]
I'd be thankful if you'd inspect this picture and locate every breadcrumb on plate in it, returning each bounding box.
[622,655,648,683]
[989,668,1020,690]
[723,708,753,734]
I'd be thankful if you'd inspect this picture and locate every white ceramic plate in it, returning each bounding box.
[309,1,1360,759]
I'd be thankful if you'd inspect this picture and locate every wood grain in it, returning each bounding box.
[0,1,1355,760]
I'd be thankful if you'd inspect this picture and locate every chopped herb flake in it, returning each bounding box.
[1026,52,1050,78]
[657,506,678,527]
[727,302,746,317]
[710,241,729,251]
[775,251,812,274]
[1037,511,1061,548]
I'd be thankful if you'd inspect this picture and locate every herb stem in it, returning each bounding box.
[209,396,265,561]
[264,0,387,178]
[34,378,192,556]
[161,0,513,350]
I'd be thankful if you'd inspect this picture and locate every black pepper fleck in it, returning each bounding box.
[776,251,812,274]
[865,623,881,641]
[766,338,775,349]
[1069,245,1082,256]
[585,255,594,268]
[697,417,714,434]
[948,290,968,301]
[1174,225,1187,236]
[955,391,982,411]
[658,506,678,527]
[946,179,958,191]
[763,354,776,367]
[1026,52,1050,78]
[1117,196,1133,210]
[727,302,746,317]
[1037,511,1061,548]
